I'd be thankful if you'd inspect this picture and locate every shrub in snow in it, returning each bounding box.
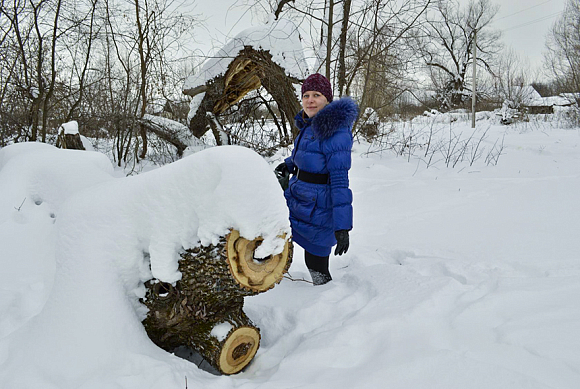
[359,107,381,140]
[496,100,521,125]
[423,109,441,117]
[552,105,580,127]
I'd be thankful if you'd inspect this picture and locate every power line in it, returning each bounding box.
[502,11,563,32]
[496,0,555,21]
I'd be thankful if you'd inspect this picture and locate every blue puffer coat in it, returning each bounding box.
[284,97,358,256]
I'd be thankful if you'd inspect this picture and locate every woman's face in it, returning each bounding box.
[302,91,328,117]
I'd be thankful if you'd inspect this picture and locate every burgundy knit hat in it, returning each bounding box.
[301,73,333,103]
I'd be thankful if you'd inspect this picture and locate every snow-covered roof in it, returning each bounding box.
[514,86,542,105]
[559,93,580,102]
[183,18,308,91]
[527,95,575,107]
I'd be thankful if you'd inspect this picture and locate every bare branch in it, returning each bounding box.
[274,0,295,19]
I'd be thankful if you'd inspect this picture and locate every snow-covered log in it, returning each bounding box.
[0,143,292,379]
[142,229,292,374]
[138,115,194,156]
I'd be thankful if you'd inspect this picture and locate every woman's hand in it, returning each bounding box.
[334,230,349,255]
[275,162,290,190]
[275,162,289,176]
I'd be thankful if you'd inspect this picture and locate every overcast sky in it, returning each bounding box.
[483,0,568,75]
[194,0,568,79]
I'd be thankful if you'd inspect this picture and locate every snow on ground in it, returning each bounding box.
[0,117,579,388]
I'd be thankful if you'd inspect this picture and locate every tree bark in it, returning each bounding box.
[56,130,85,150]
[141,229,292,374]
[137,116,189,156]
[274,0,295,20]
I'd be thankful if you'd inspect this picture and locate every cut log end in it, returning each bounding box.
[142,229,292,375]
[226,230,292,293]
[218,326,260,374]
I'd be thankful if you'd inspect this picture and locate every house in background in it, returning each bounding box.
[521,86,577,114]
[525,95,575,114]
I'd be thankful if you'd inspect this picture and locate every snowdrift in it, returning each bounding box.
[0,143,289,388]
[1,118,580,388]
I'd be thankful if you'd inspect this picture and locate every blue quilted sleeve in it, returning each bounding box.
[323,130,353,231]
[284,156,295,173]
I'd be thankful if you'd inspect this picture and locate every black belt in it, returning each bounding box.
[295,168,329,184]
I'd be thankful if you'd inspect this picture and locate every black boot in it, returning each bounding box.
[305,251,332,286]
[308,269,332,286]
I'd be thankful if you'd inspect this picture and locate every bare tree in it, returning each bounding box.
[271,0,337,78]
[348,0,431,115]
[418,0,501,110]
[39,0,63,143]
[490,48,533,108]
[544,0,580,102]
[336,0,351,96]
[0,0,67,142]
[64,0,100,122]
[102,0,198,159]
[134,0,149,158]
[271,0,429,122]
[0,0,199,158]
[0,0,108,144]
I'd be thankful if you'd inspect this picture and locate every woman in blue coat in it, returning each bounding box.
[276,73,358,285]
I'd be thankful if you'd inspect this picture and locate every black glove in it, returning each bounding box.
[334,230,349,256]
[275,162,289,176]
[274,162,290,190]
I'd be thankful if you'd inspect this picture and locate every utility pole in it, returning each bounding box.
[471,29,477,129]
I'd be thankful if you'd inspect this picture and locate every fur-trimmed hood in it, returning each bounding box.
[295,96,359,139]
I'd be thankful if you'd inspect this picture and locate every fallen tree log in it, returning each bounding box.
[138,115,189,157]
[142,229,292,374]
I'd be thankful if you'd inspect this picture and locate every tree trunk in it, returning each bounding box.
[337,0,351,97]
[56,131,85,150]
[41,0,62,143]
[186,47,301,140]
[325,0,334,81]
[141,229,292,374]
[242,48,301,138]
[138,116,189,156]
[135,0,148,159]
